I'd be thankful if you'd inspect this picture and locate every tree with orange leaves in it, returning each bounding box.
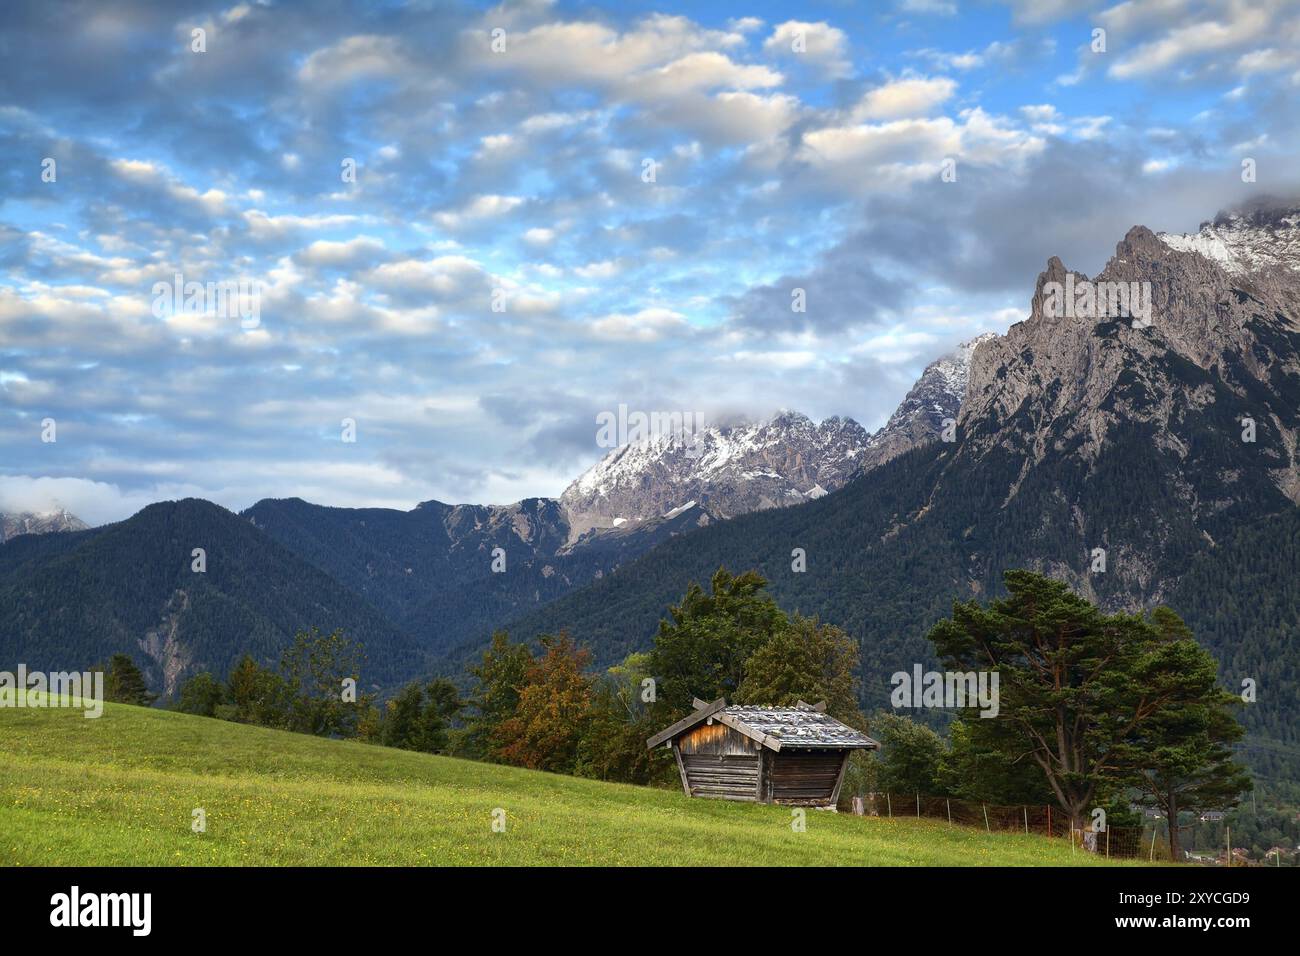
[492,632,594,773]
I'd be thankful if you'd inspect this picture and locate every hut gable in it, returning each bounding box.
[647,698,879,807]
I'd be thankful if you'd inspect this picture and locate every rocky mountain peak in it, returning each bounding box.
[559,411,871,536]
[0,508,90,543]
[856,332,996,472]
[954,202,1300,607]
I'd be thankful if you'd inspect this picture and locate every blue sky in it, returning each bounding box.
[1,0,1298,523]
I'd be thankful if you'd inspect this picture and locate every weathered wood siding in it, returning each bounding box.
[679,723,761,800]
[770,751,847,806]
[679,722,759,756]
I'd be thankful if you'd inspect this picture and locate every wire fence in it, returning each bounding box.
[851,792,1279,864]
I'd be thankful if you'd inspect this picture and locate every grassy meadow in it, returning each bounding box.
[0,698,1145,866]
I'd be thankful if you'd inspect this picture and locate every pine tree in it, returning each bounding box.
[101,654,156,706]
[1113,608,1252,860]
[928,571,1252,832]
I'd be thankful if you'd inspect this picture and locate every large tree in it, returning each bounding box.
[938,718,1054,805]
[648,567,787,713]
[279,627,370,737]
[226,654,290,726]
[735,614,862,725]
[575,653,674,786]
[1112,608,1251,860]
[872,711,947,796]
[461,631,533,759]
[493,633,593,772]
[927,570,1247,829]
[176,671,224,717]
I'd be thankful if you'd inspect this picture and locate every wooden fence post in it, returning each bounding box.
[886,793,892,818]
[982,804,990,833]
[1023,806,1028,834]
[916,793,920,818]
[947,799,952,825]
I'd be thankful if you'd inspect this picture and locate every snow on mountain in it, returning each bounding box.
[0,508,90,543]
[1159,204,1300,277]
[857,333,996,472]
[560,334,996,536]
[560,411,872,535]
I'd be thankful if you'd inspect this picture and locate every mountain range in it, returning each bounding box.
[2,201,1297,788]
[0,335,990,688]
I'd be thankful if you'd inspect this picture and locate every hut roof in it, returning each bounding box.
[646,698,879,751]
[723,705,877,749]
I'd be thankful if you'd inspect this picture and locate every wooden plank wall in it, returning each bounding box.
[770,751,846,806]
[679,722,761,801]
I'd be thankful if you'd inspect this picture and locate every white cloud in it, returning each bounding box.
[298,35,407,87]
[0,475,161,527]
[367,255,492,298]
[574,260,623,279]
[523,227,556,246]
[633,51,783,98]
[900,0,958,15]
[853,75,957,120]
[590,307,688,341]
[670,91,801,144]
[475,14,745,89]
[433,195,525,229]
[794,105,1046,194]
[242,210,360,241]
[763,21,852,78]
[295,236,387,268]
[1109,4,1272,79]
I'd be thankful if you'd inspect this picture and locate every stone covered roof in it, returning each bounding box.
[722,705,878,749]
[647,697,879,751]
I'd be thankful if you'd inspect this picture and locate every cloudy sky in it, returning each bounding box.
[2,0,1298,524]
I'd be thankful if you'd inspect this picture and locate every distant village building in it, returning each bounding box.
[647,698,879,807]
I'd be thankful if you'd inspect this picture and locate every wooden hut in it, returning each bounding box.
[646,698,879,807]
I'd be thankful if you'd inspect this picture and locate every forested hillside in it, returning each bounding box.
[0,499,422,694]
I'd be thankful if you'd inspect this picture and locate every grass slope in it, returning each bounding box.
[0,701,1140,866]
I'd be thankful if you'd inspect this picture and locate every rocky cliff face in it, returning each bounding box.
[956,207,1300,602]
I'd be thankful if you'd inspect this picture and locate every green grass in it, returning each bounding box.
[0,699,1146,866]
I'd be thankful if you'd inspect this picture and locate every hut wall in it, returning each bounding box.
[770,750,847,806]
[677,722,761,801]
